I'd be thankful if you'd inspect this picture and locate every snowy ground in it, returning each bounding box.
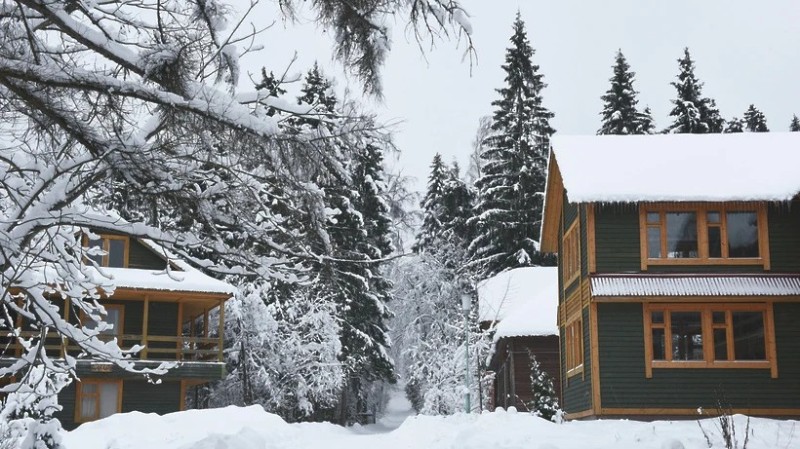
[65,392,800,449]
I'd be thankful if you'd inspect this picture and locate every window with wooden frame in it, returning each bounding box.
[643,303,776,378]
[565,319,584,376]
[83,234,130,268]
[75,379,122,422]
[640,203,768,268]
[80,304,124,338]
[562,222,580,284]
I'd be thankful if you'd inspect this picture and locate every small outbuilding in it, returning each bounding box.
[478,267,560,411]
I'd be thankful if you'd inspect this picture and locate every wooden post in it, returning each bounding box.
[217,299,225,362]
[141,295,150,359]
[203,309,209,337]
[177,301,184,360]
[62,298,70,358]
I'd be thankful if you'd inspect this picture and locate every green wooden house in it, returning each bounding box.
[1,232,235,429]
[541,132,800,420]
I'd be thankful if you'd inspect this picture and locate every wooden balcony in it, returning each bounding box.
[9,332,222,362]
[4,292,228,363]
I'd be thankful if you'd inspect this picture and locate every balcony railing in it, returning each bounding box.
[6,332,223,362]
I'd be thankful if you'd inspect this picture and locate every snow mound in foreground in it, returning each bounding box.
[65,406,799,449]
[64,405,292,449]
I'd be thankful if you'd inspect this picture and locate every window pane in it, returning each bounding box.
[80,395,97,419]
[651,311,664,324]
[726,212,759,258]
[99,383,119,418]
[714,329,729,361]
[666,213,698,258]
[708,226,722,258]
[652,328,665,360]
[87,238,104,266]
[102,308,121,336]
[707,211,720,224]
[108,239,125,268]
[712,311,726,324]
[647,212,660,224]
[732,312,766,360]
[647,227,662,258]
[671,312,703,361]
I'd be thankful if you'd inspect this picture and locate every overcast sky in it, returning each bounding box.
[234,0,800,193]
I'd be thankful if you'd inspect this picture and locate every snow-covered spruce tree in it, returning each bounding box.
[210,64,396,423]
[743,104,769,132]
[415,157,475,255]
[414,154,451,253]
[598,50,647,135]
[637,106,656,134]
[440,163,477,250]
[469,13,556,279]
[0,0,471,435]
[293,65,395,423]
[791,115,800,132]
[666,48,725,134]
[724,117,745,133]
[526,352,559,421]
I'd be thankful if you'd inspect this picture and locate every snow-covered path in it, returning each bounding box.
[348,387,416,434]
[65,402,800,449]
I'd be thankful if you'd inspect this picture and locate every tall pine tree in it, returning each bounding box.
[414,154,450,253]
[743,104,769,132]
[667,48,724,134]
[791,115,800,132]
[469,13,555,278]
[598,50,649,135]
[286,64,395,421]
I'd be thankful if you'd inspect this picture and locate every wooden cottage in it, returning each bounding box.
[478,267,561,411]
[0,232,235,429]
[541,132,800,420]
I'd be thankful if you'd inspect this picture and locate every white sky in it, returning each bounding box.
[233,0,800,193]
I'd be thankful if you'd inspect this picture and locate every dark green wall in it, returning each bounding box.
[128,239,167,270]
[57,380,182,430]
[597,303,800,410]
[594,204,640,273]
[594,203,800,274]
[561,307,592,413]
[768,202,800,272]
[147,302,179,359]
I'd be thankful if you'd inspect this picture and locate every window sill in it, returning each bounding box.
[644,258,765,266]
[648,360,773,378]
[566,365,584,378]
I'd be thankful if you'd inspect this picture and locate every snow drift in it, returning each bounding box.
[64,404,799,449]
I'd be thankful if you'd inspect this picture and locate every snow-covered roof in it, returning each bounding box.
[477,267,558,338]
[99,267,236,295]
[591,275,800,297]
[553,132,800,203]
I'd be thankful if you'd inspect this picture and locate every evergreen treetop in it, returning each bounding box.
[414,153,450,253]
[667,48,724,134]
[469,12,555,278]
[598,50,644,135]
[724,117,744,133]
[743,104,769,132]
[636,106,656,134]
[791,115,800,132]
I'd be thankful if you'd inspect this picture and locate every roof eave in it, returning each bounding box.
[540,151,563,253]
